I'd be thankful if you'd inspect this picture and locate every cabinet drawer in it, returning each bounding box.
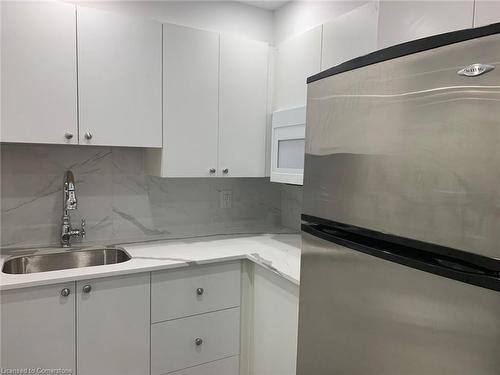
[152,261,241,322]
[167,356,239,375]
[151,307,240,374]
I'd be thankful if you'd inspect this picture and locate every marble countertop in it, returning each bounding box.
[0,234,301,291]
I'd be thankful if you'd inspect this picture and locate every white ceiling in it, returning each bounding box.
[238,1,289,10]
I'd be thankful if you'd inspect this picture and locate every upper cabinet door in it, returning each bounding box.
[163,24,220,177]
[273,26,322,111]
[474,0,500,27]
[377,0,474,49]
[1,1,78,144]
[77,7,162,147]
[321,2,379,70]
[219,35,269,177]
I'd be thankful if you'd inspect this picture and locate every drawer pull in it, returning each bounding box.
[82,285,92,293]
[194,337,203,346]
[196,287,204,296]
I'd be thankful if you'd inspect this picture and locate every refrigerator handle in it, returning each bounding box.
[302,222,500,292]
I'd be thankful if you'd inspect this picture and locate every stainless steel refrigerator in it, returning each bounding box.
[297,23,500,375]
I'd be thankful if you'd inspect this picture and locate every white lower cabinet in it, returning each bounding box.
[168,356,240,375]
[76,273,150,375]
[152,308,240,374]
[151,261,242,375]
[0,274,150,375]
[0,260,294,375]
[152,261,241,322]
[0,283,76,372]
[250,265,299,375]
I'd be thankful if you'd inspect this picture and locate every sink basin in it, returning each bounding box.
[2,247,131,274]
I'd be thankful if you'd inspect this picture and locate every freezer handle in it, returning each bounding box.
[302,222,500,293]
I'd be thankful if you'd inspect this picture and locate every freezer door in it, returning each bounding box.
[297,232,500,375]
[303,32,500,259]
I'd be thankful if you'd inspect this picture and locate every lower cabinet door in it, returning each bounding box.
[151,307,240,374]
[168,356,240,375]
[0,283,76,372]
[76,273,150,375]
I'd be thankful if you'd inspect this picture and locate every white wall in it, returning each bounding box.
[67,0,274,43]
[273,0,369,44]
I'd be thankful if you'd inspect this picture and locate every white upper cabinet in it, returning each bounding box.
[474,0,500,27]
[273,26,322,111]
[146,27,270,178]
[1,1,78,144]
[377,0,474,49]
[218,34,269,177]
[162,24,220,177]
[77,7,162,147]
[321,2,379,70]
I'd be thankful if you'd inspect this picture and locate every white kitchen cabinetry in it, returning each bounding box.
[321,2,379,69]
[77,7,162,147]
[154,24,220,177]
[0,283,76,372]
[168,357,240,375]
[152,308,240,374]
[146,28,270,178]
[474,0,500,27]
[377,0,474,49]
[152,261,241,322]
[250,265,299,375]
[151,262,241,375]
[219,34,269,177]
[1,1,78,144]
[273,26,322,111]
[76,273,150,375]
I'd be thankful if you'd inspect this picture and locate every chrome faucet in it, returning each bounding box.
[61,170,85,247]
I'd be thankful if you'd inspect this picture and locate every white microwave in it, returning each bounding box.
[270,106,306,185]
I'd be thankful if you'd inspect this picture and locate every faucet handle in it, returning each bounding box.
[81,218,86,238]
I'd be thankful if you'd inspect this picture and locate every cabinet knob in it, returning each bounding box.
[82,285,92,293]
[60,288,71,297]
[64,133,73,140]
[196,287,204,296]
[194,337,203,346]
[222,168,229,174]
[84,132,93,140]
[209,168,216,174]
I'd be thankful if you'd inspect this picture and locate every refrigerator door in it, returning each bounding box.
[303,32,500,258]
[297,231,500,375]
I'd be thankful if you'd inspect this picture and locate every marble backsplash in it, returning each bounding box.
[0,144,295,249]
[281,184,303,232]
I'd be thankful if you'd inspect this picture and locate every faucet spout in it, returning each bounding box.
[64,170,77,211]
[61,170,85,248]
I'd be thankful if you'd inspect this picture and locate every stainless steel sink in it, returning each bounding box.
[2,247,131,274]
